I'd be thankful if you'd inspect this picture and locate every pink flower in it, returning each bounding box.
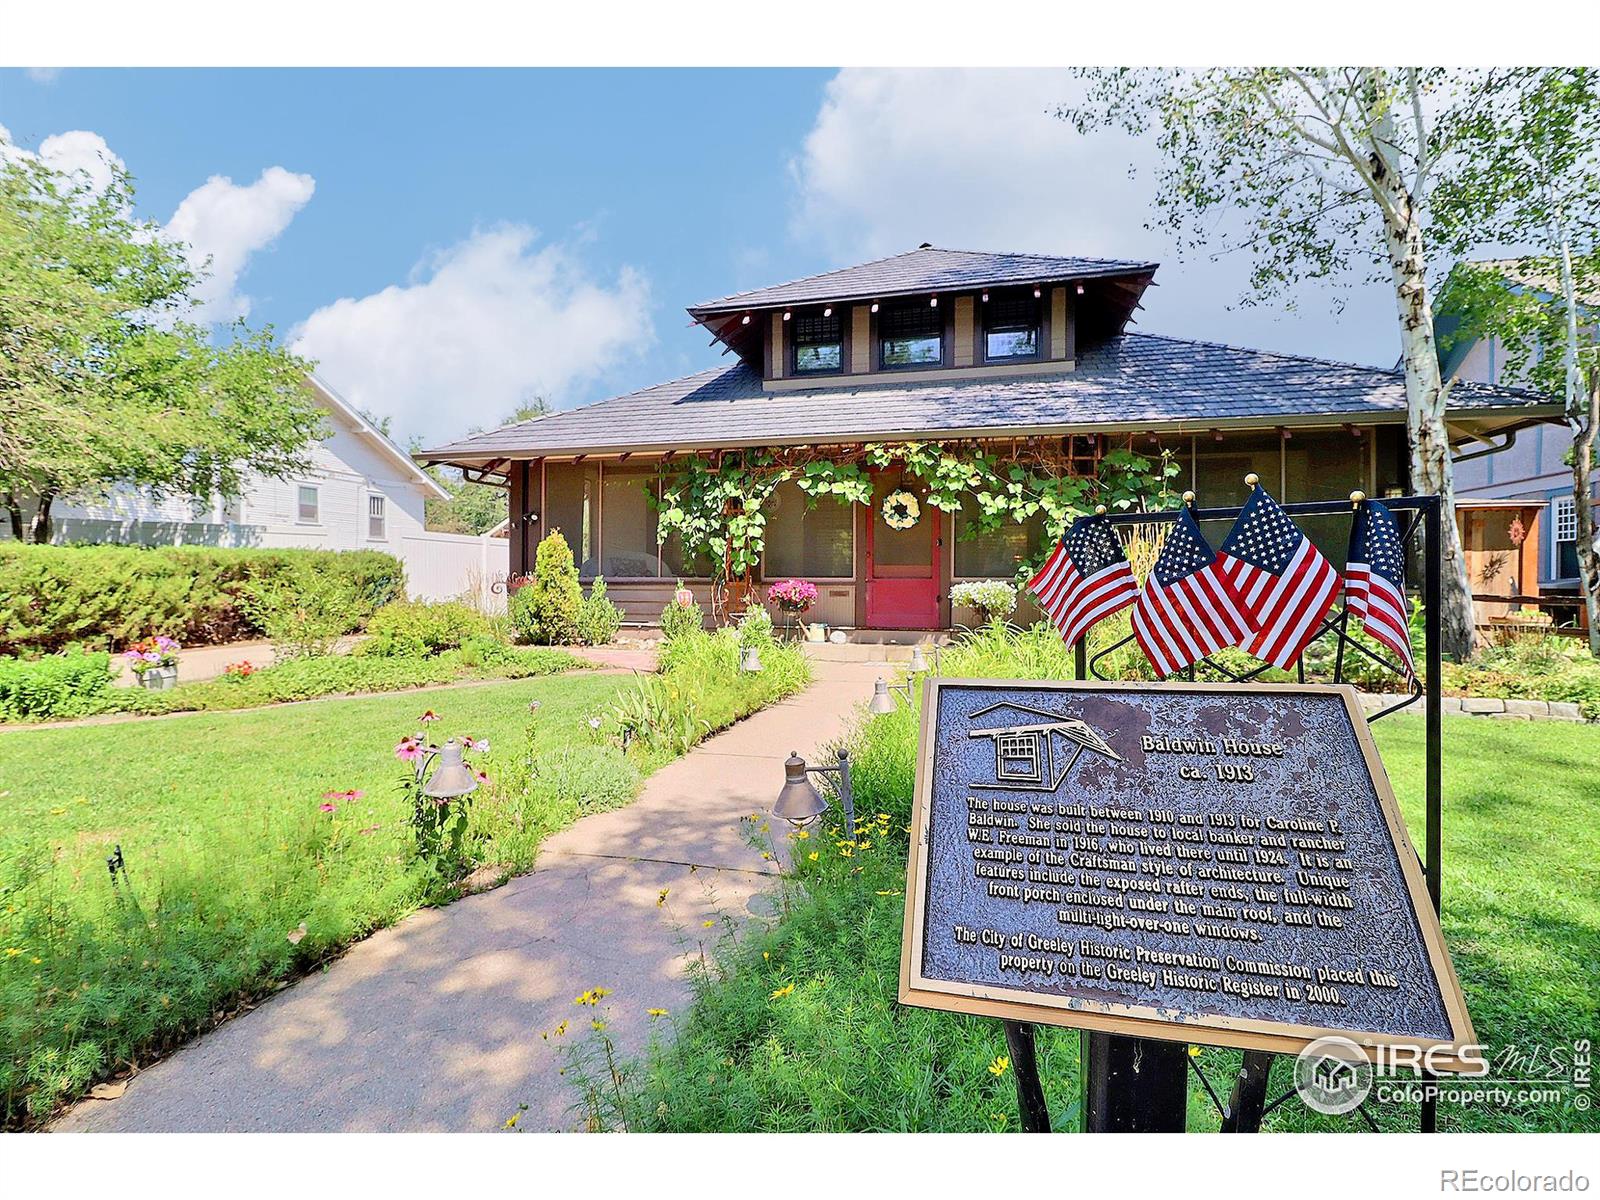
[319,802,337,813]
[418,710,440,724]
[322,789,364,802]
[395,738,422,762]
[474,770,490,784]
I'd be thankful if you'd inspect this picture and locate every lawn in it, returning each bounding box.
[624,676,1598,1133]
[0,628,810,1127]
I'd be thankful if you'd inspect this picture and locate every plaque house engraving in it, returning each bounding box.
[898,679,1477,1067]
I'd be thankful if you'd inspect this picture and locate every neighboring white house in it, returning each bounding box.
[9,375,510,607]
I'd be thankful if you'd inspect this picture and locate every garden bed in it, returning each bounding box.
[0,624,809,1127]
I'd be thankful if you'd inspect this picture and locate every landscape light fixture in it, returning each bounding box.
[908,645,930,673]
[773,749,856,838]
[869,676,915,715]
[740,646,763,673]
[418,739,479,800]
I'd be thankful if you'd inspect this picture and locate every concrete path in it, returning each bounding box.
[54,659,886,1133]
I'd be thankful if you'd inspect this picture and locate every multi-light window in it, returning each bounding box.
[297,484,320,523]
[367,494,387,540]
[983,288,1041,361]
[879,300,944,368]
[791,309,843,374]
[1553,495,1578,579]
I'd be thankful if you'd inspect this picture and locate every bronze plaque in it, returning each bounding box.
[899,679,1477,1067]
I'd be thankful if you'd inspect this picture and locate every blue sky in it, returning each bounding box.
[1,67,1413,444]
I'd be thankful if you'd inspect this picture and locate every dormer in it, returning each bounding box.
[686,244,1159,391]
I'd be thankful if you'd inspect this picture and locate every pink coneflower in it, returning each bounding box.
[321,789,364,802]
[474,770,490,784]
[395,738,422,762]
[418,710,440,723]
[318,802,337,813]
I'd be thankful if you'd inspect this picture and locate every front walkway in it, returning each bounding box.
[54,659,886,1132]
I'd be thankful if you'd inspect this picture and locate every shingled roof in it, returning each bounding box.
[420,332,1555,466]
[688,245,1158,315]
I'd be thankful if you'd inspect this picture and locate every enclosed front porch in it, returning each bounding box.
[505,425,1408,636]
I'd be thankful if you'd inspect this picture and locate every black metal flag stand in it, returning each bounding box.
[992,492,1445,1135]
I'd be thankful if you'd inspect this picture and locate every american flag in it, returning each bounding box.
[1346,498,1416,681]
[1131,507,1256,677]
[1026,514,1139,647]
[1218,484,1342,669]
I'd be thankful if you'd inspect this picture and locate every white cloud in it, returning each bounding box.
[25,68,62,85]
[291,225,653,440]
[165,167,315,323]
[0,125,313,326]
[790,69,1403,367]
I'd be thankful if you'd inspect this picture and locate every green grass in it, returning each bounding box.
[0,629,810,1127]
[625,646,1599,1134]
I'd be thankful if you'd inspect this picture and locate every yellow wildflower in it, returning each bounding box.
[807,852,819,862]
[770,983,795,1000]
[591,1019,607,1032]
[760,851,773,861]
[988,1056,1010,1077]
[504,1112,521,1129]
[839,847,853,858]
[647,1008,669,1018]
[657,888,670,907]
[555,1020,568,1036]
[4,948,20,957]
[875,890,903,897]
[795,829,809,840]
[1188,1045,1202,1058]
[702,919,716,928]
[574,987,611,1006]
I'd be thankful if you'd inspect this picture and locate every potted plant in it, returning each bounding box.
[767,578,819,640]
[950,580,1018,627]
[125,635,181,690]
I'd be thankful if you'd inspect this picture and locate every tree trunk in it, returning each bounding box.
[1573,369,1600,657]
[28,490,54,544]
[1382,203,1478,660]
[2,493,22,542]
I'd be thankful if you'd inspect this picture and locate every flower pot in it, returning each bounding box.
[138,665,178,691]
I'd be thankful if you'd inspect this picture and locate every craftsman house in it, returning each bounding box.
[420,246,1557,633]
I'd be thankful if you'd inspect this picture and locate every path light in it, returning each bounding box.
[869,676,915,715]
[419,739,478,799]
[740,646,763,673]
[773,749,856,838]
[908,645,930,673]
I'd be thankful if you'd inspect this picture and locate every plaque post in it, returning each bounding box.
[1001,1020,1053,1132]
[1080,1032,1190,1132]
[1422,495,1444,1135]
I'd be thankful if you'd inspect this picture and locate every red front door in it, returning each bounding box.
[865,470,941,629]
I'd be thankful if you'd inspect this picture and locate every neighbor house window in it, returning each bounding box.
[367,494,387,540]
[983,288,1041,361]
[1553,495,1578,579]
[297,484,320,523]
[791,309,843,374]
[879,300,943,368]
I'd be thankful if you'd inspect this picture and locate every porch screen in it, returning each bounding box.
[763,481,854,579]
[954,500,1045,578]
[600,467,661,578]
[543,461,600,578]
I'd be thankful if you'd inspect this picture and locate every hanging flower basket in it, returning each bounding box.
[881,489,921,531]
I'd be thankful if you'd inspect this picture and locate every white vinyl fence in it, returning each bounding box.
[400,532,511,612]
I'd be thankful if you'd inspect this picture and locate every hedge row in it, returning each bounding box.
[0,544,405,656]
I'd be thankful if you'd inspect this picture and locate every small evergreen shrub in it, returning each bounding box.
[0,651,112,720]
[574,578,625,646]
[360,600,493,657]
[509,532,583,645]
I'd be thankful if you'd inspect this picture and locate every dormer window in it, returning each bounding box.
[879,299,944,369]
[983,287,1042,361]
[791,308,843,374]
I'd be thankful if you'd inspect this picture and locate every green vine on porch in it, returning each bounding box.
[650,441,1180,583]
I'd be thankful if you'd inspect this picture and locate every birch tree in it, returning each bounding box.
[1435,68,1600,654]
[1060,69,1505,659]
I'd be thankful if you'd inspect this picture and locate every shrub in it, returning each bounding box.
[0,652,111,720]
[575,578,624,646]
[736,603,774,650]
[361,600,493,657]
[0,544,403,656]
[238,563,365,661]
[660,582,703,644]
[950,580,1018,624]
[510,532,583,645]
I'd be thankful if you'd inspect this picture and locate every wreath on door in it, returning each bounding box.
[881,488,921,531]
